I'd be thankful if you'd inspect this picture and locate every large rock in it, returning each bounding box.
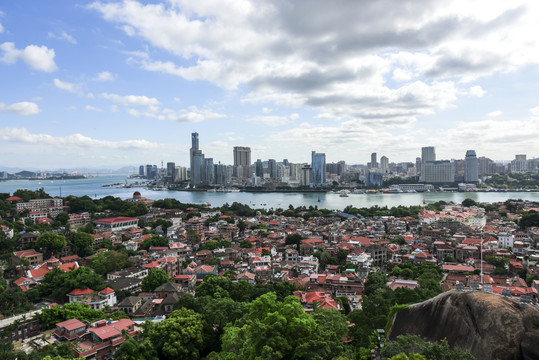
[387,291,539,360]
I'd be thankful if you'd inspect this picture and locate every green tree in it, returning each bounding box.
[141,268,170,292]
[70,231,95,257]
[461,198,477,207]
[38,266,104,302]
[90,250,132,276]
[520,211,539,229]
[220,292,317,359]
[382,335,476,360]
[36,232,67,258]
[40,302,106,328]
[114,336,159,360]
[148,308,204,360]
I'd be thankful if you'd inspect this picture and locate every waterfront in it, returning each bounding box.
[1,175,538,210]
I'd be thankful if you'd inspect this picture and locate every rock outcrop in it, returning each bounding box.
[387,291,539,360]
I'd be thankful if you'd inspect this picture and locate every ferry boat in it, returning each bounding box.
[366,189,378,194]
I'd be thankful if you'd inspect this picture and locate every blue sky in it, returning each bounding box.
[1,0,539,170]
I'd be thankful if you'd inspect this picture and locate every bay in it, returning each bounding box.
[1,175,538,210]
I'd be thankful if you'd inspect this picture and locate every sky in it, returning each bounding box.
[1,0,539,170]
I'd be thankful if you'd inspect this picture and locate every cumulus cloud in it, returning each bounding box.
[0,127,159,150]
[162,106,227,123]
[0,101,41,115]
[48,31,77,44]
[93,71,115,81]
[469,85,486,97]
[89,0,539,125]
[488,110,502,117]
[54,78,82,94]
[100,92,160,106]
[0,42,57,72]
[85,105,103,112]
[249,113,299,127]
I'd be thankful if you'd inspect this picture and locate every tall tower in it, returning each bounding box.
[233,146,251,178]
[464,150,479,182]
[190,132,203,186]
[311,151,326,187]
[380,156,389,174]
[370,152,378,169]
[421,146,436,162]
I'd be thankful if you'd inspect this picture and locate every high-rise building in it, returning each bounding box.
[311,151,326,187]
[139,165,145,176]
[166,162,176,182]
[283,159,289,166]
[255,159,263,177]
[510,154,527,173]
[268,159,277,179]
[421,161,455,184]
[233,146,251,178]
[204,158,214,184]
[190,133,204,186]
[145,165,153,179]
[369,152,378,169]
[301,165,312,186]
[464,150,479,183]
[380,156,389,174]
[421,146,436,162]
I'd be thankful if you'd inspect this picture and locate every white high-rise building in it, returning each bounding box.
[464,150,479,182]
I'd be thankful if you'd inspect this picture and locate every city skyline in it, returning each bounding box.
[1,1,539,168]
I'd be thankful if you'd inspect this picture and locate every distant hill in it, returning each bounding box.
[388,291,539,360]
[16,170,37,177]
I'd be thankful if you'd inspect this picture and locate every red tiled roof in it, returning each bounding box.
[94,217,138,224]
[88,325,121,340]
[100,287,114,295]
[68,288,94,296]
[59,262,79,272]
[56,318,86,331]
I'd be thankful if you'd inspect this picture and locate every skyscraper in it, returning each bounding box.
[233,146,251,167]
[233,146,251,178]
[268,159,277,179]
[311,151,326,186]
[190,132,204,186]
[370,152,378,169]
[421,146,436,162]
[139,165,145,176]
[380,156,389,174]
[167,162,176,182]
[464,150,479,183]
[255,159,263,177]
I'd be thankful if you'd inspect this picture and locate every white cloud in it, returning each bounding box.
[469,85,486,98]
[162,106,227,123]
[0,127,159,150]
[487,110,502,117]
[65,106,77,111]
[0,101,41,115]
[529,106,539,117]
[54,78,82,94]
[93,71,115,81]
[48,31,77,44]
[85,105,103,112]
[0,22,4,34]
[249,113,299,127]
[89,0,539,126]
[100,92,160,106]
[262,107,272,114]
[0,42,57,72]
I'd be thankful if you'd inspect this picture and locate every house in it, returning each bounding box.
[11,249,43,266]
[67,287,117,310]
[154,282,184,300]
[117,296,142,315]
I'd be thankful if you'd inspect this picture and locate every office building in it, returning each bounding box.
[166,162,176,182]
[204,158,214,184]
[421,161,455,184]
[138,165,145,176]
[301,165,312,186]
[255,159,263,177]
[233,146,251,178]
[510,154,527,173]
[380,156,389,174]
[421,146,436,162]
[464,150,479,182]
[190,133,204,186]
[268,159,277,179]
[311,151,326,187]
[365,171,383,187]
[369,152,378,169]
[145,165,153,179]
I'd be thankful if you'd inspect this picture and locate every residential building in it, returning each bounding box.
[464,150,479,182]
